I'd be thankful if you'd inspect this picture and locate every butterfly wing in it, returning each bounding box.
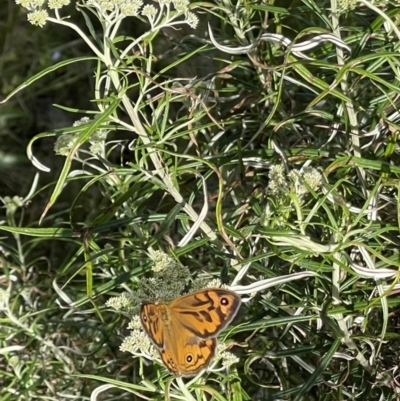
[169,288,241,338]
[140,302,166,348]
[165,288,240,376]
[160,325,217,376]
[140,302,216,376]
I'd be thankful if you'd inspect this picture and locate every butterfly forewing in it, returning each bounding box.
[170,288,241,338]
[140,303,166,348]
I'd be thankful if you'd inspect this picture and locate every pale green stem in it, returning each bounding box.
[46,17,105,61]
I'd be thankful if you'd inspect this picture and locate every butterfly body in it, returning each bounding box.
[140,288,241,376]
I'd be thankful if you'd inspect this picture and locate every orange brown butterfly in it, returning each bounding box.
[140,288,241,376]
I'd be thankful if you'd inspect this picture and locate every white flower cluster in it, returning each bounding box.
[267,164,322,200]
[215,343,239,369]
[15,0,70,27]
[106,251,191,315]
[120,330,150,353]
[86,0,143,16]
[16,0,198,29]
[85,0,197,27]
[106,292,136,311]
[54,117,108,156]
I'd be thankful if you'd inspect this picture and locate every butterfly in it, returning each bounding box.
[140,288,241,376]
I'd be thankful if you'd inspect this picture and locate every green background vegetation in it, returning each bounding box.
[1,0,400,400]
